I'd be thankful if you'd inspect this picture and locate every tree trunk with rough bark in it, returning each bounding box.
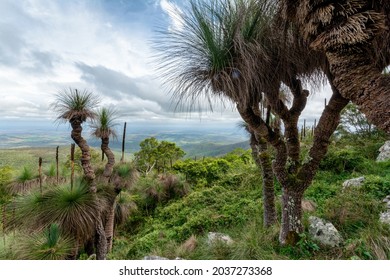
[279,186,304,245]
[250,133,277,227]
[95,218,107,260]
[238,73,348,245]
[69,117,108,259]
[101,137,115,178]
[70,118,96,192]
[105,200,116,253]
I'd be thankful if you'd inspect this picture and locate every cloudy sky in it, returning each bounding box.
[0,0,332,130]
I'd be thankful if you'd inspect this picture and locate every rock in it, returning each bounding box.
[379,212,390,225]
[376,141,390,162]
[383,196,390,203]
[302,199,317,212]
[308,216,343,247]
[207,232,234,246]
[342,177,365,189]
[143,255,169,260]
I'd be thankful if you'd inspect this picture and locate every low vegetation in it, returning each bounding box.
[0,129,389,260]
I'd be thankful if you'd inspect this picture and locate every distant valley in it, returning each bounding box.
[0,122,249,159]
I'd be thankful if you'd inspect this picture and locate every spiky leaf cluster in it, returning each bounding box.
[51,88,100,123]
[90,107,119,139]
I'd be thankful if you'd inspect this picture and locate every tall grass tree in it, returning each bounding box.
[90,107,118,179]
[155,0,350,245]
[51,88,99,191]
[51,88,108,259]
[90,107,120,253]
[155,0,280,227]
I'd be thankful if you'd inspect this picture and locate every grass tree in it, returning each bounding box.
[51,88,107,259]
[90,107,120,253]
[155,0,279,227]
[13,224,74,260]
[279,0,390,133]
[9,180,104,258]
[155,0,350,245]
[90,107,118,179]
[51,88,99,191]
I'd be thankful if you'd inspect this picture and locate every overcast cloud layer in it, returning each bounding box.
[0,0,332,129]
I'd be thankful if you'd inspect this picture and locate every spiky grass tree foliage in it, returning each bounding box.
[7,167,40,195]
[90,107,118,179]
[51,88,99,189]
[13,224,74,260]
[155,0,279,109]
[10,180,104,253]
[114,192,138,227]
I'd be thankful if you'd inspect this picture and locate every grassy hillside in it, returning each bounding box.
[1,134,389,260]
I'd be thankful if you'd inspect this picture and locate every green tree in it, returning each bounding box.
[134,137,160,174]
[157,141,186,171]
[90,107,119,253]
[155,0,281,227]
[135,138,185,174]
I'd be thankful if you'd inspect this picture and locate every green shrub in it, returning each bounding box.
[361,175,390,200]
[0,166,14,186]
[323,188,383,234]
[319,149,370,173]
[17,167,35,182]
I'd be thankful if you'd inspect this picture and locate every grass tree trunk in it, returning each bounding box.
[249,132,277,227]
[105,200,116,253]
[279,186,304,245]
[70,118,107,259]
[238,74,348,245]
[101,136,116,253]
[101,137,115,178]
[95,219,107,260]
[70,118,96,191]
